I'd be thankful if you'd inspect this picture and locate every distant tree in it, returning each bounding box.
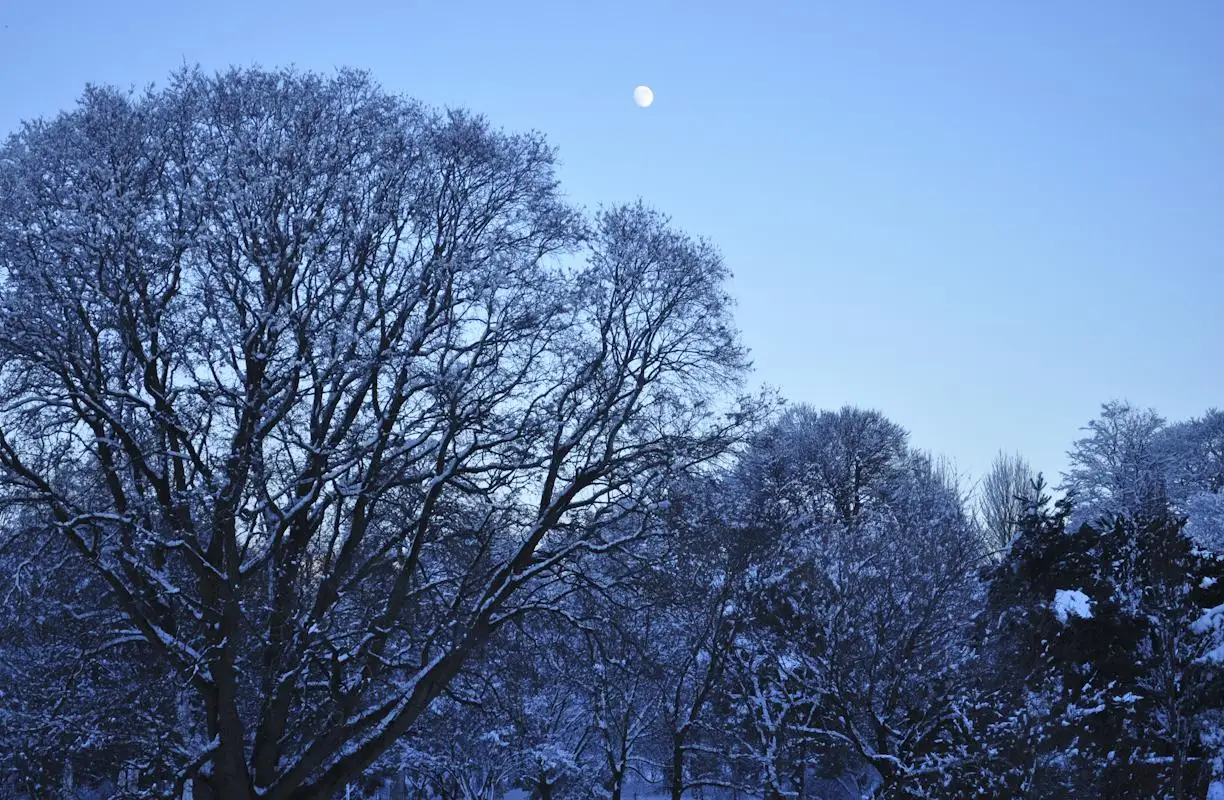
[0,68,756,799]
[1160,410,1224,550]
[584,608,662,800]
[723,407,984,798]
[391,615,597,800]
[489,617,600,800]
[1062,401,1168,526]
[648,477,750,800]
[731,405,909,532]
[977,450,1036,557]
[1161,409,1224,499]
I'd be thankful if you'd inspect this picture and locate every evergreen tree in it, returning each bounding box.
[963,476,1224,798]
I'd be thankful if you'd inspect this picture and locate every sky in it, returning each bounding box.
[1,1,1221,486]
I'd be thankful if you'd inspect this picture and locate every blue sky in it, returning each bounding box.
[2,1,1221,485]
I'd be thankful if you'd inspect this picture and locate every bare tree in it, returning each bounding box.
[725,409,984,797]
[1062,400,1168,525]
[977,451,1035,557]
[731,405,909,534]
[0,68,755,799]
[652,488,747,800]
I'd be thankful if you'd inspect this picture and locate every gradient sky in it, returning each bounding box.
[1,1,1221,485]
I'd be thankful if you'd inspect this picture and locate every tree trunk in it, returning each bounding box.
[669,734,685,800]
[1171,744,1186,800]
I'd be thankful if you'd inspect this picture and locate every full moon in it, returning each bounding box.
[633,85,654,108]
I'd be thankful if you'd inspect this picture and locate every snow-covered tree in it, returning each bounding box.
[0,506,183,796]
[0,67,756,799]
[647,476,751,800]
[1062,401,1169,526]
[723,407,985,797]
[732,405,909,534]
[966,478,1224,798]
[1161,409,1224,499]
[1162,410,1224,551]
[1062,402,1224,551]
[977,450,1036,558]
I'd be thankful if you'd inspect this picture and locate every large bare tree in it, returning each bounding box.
[0,68,754,799]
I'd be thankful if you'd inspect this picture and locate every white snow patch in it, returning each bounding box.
[1193,603,1224,664]
[1052,589,1093,624]
[1192,604,1224,636]
[1186,491,1224,552]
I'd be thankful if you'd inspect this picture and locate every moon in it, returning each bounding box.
[633,85,654,108]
